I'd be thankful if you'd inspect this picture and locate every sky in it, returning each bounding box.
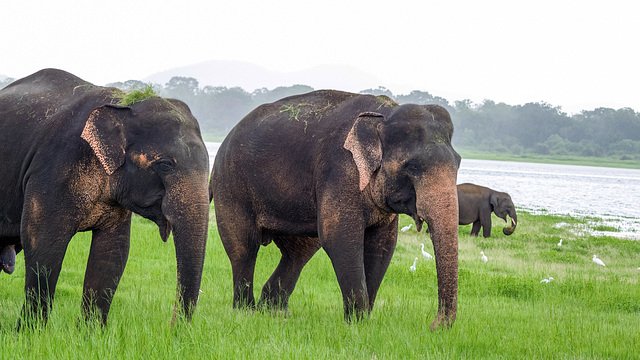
[1,0,639,114]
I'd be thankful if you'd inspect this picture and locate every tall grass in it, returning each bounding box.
[1,209,639,358]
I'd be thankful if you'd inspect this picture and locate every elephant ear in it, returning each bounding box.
[344,112,386,191]
[81,104,129,175]
[489,193,500,210]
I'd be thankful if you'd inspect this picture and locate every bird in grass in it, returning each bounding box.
[557,239,563,247]
[401,224,413,232]
[592,255,606,267]
[420,244,433,260]
[540,277,554,283]
[409,257,418,273]
[481,251,488,264]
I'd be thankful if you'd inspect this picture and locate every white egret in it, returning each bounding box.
[401,224,413,232]
[557,239,563,247]
[592,255,606,267]
[481,251,488,263]
[409,257,417,273]
[540,277,554,283]
[420,244,433,260]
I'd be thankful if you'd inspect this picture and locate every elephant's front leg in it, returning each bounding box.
[19,200,74,329]
[82,216,131,325]
[480,211,492,238]
[363,218,398,310]
[259,236,321,311]
[319,213,368,321]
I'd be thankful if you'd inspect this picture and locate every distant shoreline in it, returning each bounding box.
[203,135,640,170]
[456,149,640,170]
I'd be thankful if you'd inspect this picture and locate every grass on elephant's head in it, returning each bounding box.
[115,84,159,106]
[2,207,640,358]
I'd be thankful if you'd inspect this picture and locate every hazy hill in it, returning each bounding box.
[143,60,382,92]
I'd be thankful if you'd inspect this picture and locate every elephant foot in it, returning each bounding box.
[430,311,456,329]
[257,290,291,314]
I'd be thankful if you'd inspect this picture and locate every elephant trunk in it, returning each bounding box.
[163,173,209,324]
[416,164,459,329]
[503,210,517,236]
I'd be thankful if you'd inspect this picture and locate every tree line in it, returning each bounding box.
[3,75,640,159]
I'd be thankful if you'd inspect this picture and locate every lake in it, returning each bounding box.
[205,142,640,239]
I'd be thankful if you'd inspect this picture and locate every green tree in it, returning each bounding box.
[251,85,314,106]
[359,86,394,97]
[163,77,200,100]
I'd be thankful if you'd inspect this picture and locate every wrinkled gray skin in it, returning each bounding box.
[0,69,209,328]
[213,90,461,328]
[457,183,517,237]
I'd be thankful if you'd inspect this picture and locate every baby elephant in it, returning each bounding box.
[457,183,517,237]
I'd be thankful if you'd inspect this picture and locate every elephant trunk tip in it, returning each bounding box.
[503,217,517,236]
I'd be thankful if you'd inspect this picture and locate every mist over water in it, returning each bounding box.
[205,142,640,239]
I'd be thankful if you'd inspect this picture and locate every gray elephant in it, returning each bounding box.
[212,90,461,328]
[0,69,209,327]
[457,183,517,237]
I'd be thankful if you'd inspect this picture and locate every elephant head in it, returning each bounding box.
[346,104,461,327]
[490,191,517,235]
[81,98,209,321]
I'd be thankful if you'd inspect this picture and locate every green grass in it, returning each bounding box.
[115,85,159,106]
[1,209,639,358]
[457,148,640,169]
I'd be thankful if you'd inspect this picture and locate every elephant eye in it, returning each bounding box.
[403,160,422,175]
[154,159,175,173]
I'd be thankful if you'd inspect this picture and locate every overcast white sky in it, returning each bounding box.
[1,0,638,114]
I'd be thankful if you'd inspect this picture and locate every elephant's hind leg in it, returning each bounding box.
[470,220,482,236]
[217,209,261,309]
[259,236,320,312]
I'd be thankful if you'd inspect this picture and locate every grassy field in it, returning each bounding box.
[1,207,639,359]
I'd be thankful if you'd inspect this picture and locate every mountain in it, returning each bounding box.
[143,60,383,92]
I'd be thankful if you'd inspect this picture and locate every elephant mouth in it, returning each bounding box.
[156,217,173,242]
[412,214,425,232]
[2,263,14,274]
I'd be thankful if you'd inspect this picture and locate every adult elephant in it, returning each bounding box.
[457,183,517,237]
[0,69,209,327]
[212,90,461,328]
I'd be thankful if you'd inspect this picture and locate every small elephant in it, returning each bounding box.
[212,90,461,328]
[457,183,517,237]
[0,69,210,328]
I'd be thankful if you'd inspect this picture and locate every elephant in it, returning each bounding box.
[211,90,461,328]
[0,69,209,327]
[457,183,517,237]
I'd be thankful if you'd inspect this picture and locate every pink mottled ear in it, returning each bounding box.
[343,112,386,191]
[81,105,128,175]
